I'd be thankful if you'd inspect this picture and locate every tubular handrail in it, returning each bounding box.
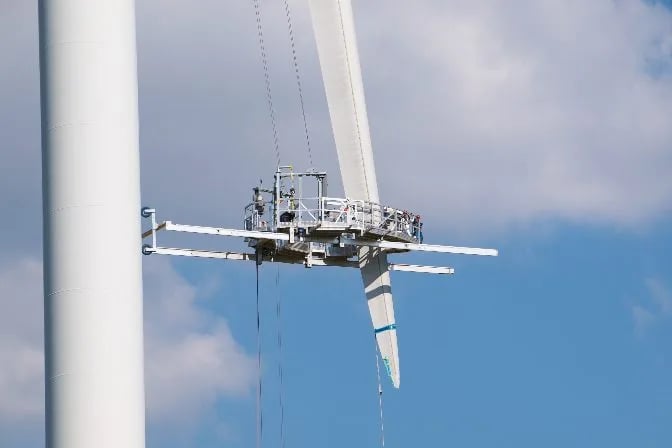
[244,195,423,241]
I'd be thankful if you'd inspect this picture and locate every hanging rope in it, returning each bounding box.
[281,0,314,169]
[252,0,282,168]
[374,336,386,448]
[276,266,286,448]
[255,258,264,448]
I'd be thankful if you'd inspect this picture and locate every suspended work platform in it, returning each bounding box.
[141,166,497,275]
[244,166,422,242]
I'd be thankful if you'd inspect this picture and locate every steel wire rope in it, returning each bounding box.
[275,265,286,448]
[281,0,314,169]
[253,0,282,168]
[374,336,386,448]
[255,259,264,448]
[250,4,292,447]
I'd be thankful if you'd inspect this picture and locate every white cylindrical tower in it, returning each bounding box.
[38,1,146,447]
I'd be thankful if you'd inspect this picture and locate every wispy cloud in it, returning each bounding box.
[2,0,672,445]
[632,278,672,334]
[646,278,672,314]
[0,257,255,444]
[2,0,671,240]
[0,259,44,422]
[143,257,256,423]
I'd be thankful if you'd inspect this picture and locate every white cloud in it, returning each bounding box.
[358,0,672,233]
[129,0,672,237]
[0,259,44,422]
[2,0,671,242]
[143,257,256,422]
[631,278,672,334]
[632,304,657,334]
[647,277,672,314]
[1,0,672,442]
[0,256,255,445]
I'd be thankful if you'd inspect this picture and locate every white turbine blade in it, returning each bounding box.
[360,247,400,388]
[309,0,379,203]
[310,1,400,387]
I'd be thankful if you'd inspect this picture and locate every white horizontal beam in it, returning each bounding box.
[147,247,359,268]
[149,247,256,261]
[143,220,497,257]
[147,247,455,275]
[301,258,358,268]
[163,221,290,241]
[389,264,455,275]
[342,238,498,256]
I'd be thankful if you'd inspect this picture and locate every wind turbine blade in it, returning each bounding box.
[309,0,399,387]
[308,0,379,203]
[360,247,400,388]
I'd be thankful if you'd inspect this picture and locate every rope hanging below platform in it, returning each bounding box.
[276,266,286,448]
[255,259,264,448]
[374,335,386,448]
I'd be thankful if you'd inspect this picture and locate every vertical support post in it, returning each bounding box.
[317,176,323,222]
[39,2,146,447]
[298,176,303,223]
[274,168,281,230]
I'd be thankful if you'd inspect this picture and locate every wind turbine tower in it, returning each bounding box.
[38,1,146,447]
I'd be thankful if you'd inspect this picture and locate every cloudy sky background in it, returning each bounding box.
[1,0,672,446]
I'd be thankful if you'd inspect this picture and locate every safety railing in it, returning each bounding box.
[244,202,272,232]
[244,196,423,242]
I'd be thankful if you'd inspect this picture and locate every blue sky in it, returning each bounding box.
[1,0,672,447]
[143,218,672,448]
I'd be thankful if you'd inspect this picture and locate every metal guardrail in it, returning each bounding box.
[244,196,423,241]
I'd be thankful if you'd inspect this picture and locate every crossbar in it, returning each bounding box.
[145,247,454,274]
[164,221,290,241]
[389,264,455,275]
[143,221,497,257]
[340,238,498,257]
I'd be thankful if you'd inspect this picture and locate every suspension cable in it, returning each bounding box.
[374,336,386,448]
[281,0,314,169]
[252,0,281,168]
[255,258,264,448]
[276,266,286,448]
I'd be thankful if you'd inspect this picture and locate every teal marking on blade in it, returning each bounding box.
[374,323,397,334]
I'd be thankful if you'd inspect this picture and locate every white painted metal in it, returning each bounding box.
[389,264,455,275]
[149,247,360,268]
[39,1,146,447]
[150,247,257,261]
[341,238,499,257]
[164,221,290,241]
[148,247,453,275]
[146,220,497,258]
